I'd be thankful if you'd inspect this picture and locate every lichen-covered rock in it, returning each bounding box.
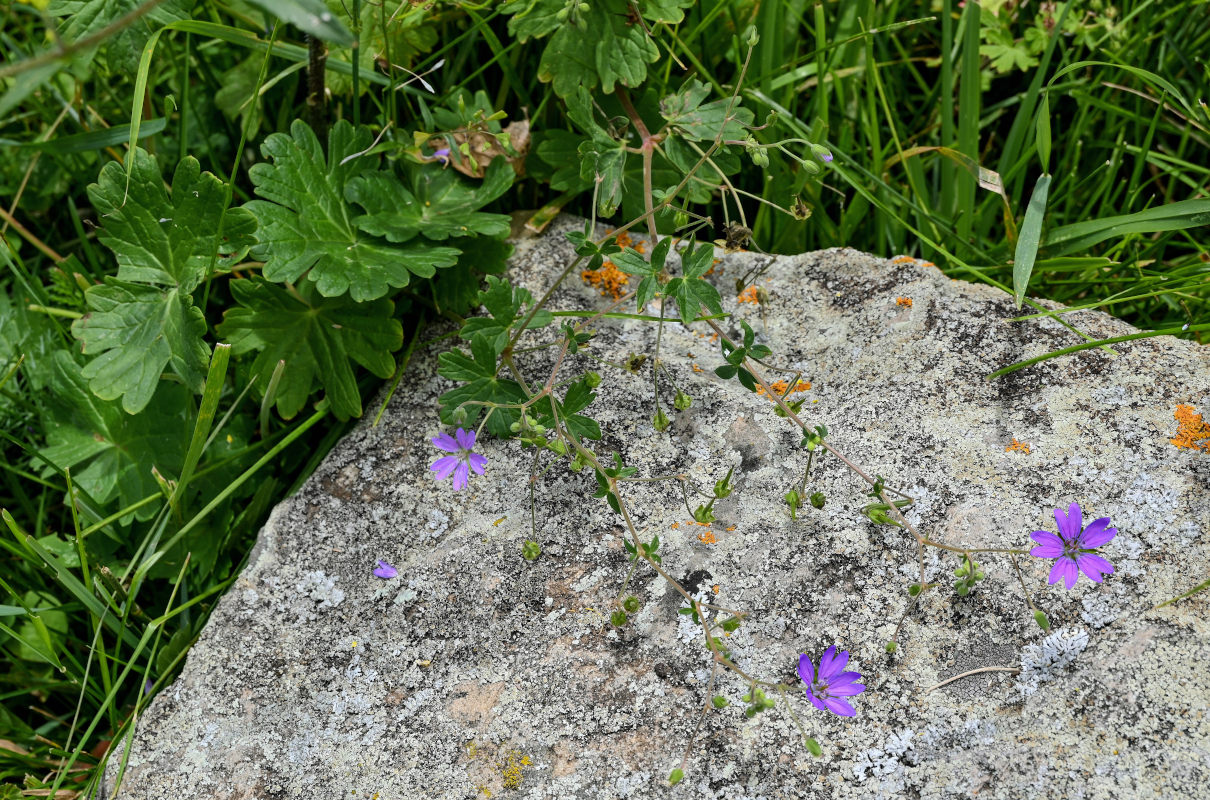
[102,218,1210,799]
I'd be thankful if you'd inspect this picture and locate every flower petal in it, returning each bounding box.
[1048,557,1078,588]
[452,462,470,490]
[797,654,815,685]
[1078,518,1117,549]
[1055,502,1082,542]
[1076,552,1115,583]
[430,456,459,479]
[1029,531,1064,557]
[431,433,459,452]
[468,453,488,475]
[823,697,857,717]
[828,678,866,697]
[373,560,398,579]
[455,427,476,451]
[806,692,827,713]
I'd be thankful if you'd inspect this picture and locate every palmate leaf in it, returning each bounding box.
[216,278,403,420]
[660,79,755,142]
[245,119,460,301]
[40,352,189,522]
[73,150,255,413]
[459,276,554,353]
[347,160,514,242]
[47,0,190,73]
[504,0,693,96]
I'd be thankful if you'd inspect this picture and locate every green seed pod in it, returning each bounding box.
[623,595,640,614]
[955,581,970,596]
[653,409,670,432]
[744,25,759,47]
[1034,610,1051,631]
[806,737,823,757]
[669,768,684,786]
[585,371,602,388]
[885,641,898,654]
[674,389,692,410]
[802,160,822,176]
[809,491,826,509]
[908,583,921,597]
[953,566,968,578]
[712,695,729,709]
[577,2,589,11]
[548,440,567,456]
[522,540,541,561]
[556,7,569,21]
[610,610,628,627]
[510,422,522,433]
[673,210,689,229]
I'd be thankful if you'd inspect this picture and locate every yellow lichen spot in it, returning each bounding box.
[497,750,530,790]
[492,516,506,526]
[896,297,913,307]
[697,529,717,544]
[1171,404,1210,451]
[712,584,720,594]
[226,434,233,444]
[351,640,358,648]
[737,285,760,304]
[580,260,630,300]
[1005,438,1031,454]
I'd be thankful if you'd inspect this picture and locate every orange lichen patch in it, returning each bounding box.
[891,255,916,264]
[919,261,935,267]
[609,229,647,254]
[896,297,913,307]
[1005,438,1031,454]
[737,285,760,304]
[692,364,703,373]
[697,529,717,544]
[725,525,736,532]
[1171,404,1210,451]
[670,522,680,530]
[581,260,630,299]
[709,332,719,342]
[712,584,720,594]
[757,379,811,399]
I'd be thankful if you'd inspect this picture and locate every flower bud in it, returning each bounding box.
[585,371,602,388]
[623,595,640,614]
[522,540,541,561]
[577,2,589,11]
[1033,610,1051,631]
[809,491,826,509]
[610,610,628,627]
[653,409,670,431]
[750,146,769,167]
[908,583,921,597]
[668,769,684,786]
[810,143,834,163]
[556,7,569,21]
[806,737,823,757]
[784,490,801,519]
[802,160,822,176]
[884,641,898,654]
[955,581,970,596]
[451,407,469,425]
[674,389,692,410]
[673,210,689,229]
[712,695,729,709]
[510,421,522,433]
[744,25,759,47]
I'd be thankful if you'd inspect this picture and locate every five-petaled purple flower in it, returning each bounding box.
[430,427,487,490]
[373,560,397,579]
[1030,502,1116,589]
[798,646,866,717]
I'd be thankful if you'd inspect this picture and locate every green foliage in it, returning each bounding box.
[73,151,254,413]
[217,278,402,420]
[246,120,460,301]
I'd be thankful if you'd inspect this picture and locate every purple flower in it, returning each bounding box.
[430,427,487,490]
[1030,502,1116,589]
[373,560,397,579]
[432,146,451,165]
[798,646,865,717]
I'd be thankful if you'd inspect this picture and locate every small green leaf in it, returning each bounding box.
[668,768,684,786]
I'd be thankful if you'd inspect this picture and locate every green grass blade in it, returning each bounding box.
[987,323,1210,380]
[171,343,231,515]
[1014,174,1051,307]
[1044,199,1210,256]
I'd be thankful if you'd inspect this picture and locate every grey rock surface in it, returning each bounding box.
[103,218,1210,799]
